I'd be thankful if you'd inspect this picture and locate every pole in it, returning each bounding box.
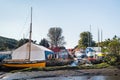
[88,31,89,47]
[28,7,32,61]
[98,28,100,47]
[101,29,102,42]
[89,25,91,47]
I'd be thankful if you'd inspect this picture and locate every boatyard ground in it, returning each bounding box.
[0,65,120,80]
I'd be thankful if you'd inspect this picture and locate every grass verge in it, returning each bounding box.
[10,63,113,73]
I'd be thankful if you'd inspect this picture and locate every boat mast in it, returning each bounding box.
[28,7,32,61]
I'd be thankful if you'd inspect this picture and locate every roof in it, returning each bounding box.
[49,47,60,52]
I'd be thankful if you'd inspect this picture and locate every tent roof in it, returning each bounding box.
[12,42,53,61]
[15,42,53,52]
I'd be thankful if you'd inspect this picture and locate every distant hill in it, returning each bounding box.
[0,36,18,51]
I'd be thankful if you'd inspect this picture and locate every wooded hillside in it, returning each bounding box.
[0,36,18,51]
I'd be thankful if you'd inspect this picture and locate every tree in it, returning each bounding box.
[78,31,95,49]
[108,36,120,54]
[17,39,29,47]
[99,39,111,52]
[0,36,18,51]
[47,27,66,47]
[103,36,120,66]
[17,38,36,47]
[100,35,120,54]
[39,38,49,48]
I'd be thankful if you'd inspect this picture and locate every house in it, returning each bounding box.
[50,47,69,59]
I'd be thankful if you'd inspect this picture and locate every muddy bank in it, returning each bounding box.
[0,68,120,80]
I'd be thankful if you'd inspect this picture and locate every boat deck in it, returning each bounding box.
[3,59,45,64]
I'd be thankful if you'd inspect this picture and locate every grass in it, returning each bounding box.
[10,62,112,73]
[93,63,110,69]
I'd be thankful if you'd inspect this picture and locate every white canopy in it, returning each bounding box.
[12,42,53,61]
[75,51,84,57]
[87,52,94,57]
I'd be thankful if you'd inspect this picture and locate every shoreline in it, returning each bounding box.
[33,68,120,76]
[0,68,120,79]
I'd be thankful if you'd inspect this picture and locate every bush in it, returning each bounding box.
[94,63,110,69]
[104,53,119,65]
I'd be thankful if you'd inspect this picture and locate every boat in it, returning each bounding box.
[2,7,53,68]
[3,59,46,68]
[2,42,48,68]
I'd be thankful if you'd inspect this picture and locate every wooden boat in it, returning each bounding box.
[3,60,46,68]
[2,7,48,68]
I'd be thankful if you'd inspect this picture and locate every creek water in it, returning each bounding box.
[27,76,120,80]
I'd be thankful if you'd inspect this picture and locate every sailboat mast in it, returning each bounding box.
[28,7,32,61]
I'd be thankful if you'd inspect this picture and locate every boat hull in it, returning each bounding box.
[2,61,46,68]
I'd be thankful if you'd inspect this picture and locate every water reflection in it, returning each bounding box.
[29,76,120,80]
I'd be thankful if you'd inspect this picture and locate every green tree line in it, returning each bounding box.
[0,36,18,51]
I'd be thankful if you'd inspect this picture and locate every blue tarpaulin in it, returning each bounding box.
[45,51,54,59]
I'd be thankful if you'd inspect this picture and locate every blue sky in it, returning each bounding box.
[0,0,120,48]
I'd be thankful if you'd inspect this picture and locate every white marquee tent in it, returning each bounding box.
[12,42,53,61]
